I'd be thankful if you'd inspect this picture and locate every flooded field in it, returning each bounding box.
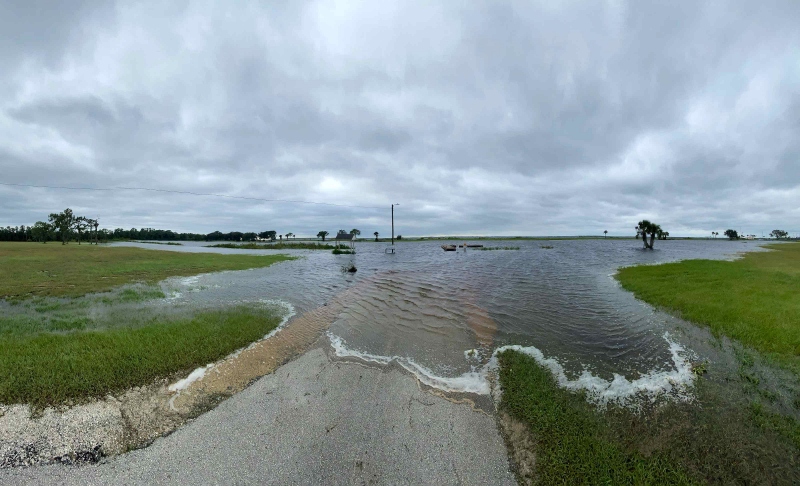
[106,238,776,405]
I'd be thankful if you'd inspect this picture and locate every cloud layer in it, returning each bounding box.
[2,1,799,236]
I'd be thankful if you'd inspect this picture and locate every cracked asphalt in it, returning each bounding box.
[1,347,515,485]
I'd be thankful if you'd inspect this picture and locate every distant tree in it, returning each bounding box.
[635,220,662,249]
[396,235,403,240]
[74,217,89,245]
[350,229,361,238]
[317,231,329,242]
[48,208,78,245]
[724,229,739,240]
[374,231,379,242]
[770,229,788,239]
[337,229,347,236]
[604,230,608,238]
[279,234,282,242]
[259,230,277,241]
[86,218,100,245]
[31,221,52,243]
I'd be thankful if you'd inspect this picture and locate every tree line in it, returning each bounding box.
[0,209,388,244]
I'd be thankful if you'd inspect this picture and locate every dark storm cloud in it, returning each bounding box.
[1,1,799,236]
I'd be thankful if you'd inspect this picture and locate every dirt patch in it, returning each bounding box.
[498,411,537,485]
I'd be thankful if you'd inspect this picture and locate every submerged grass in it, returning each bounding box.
[498,350,800,484]
[478,246,521,251]
[208,242,337,250]
[0,242,294,299]
[0,305,284,408]
[498,350,695,485]
[616,242,800,373]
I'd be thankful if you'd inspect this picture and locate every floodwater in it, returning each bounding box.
[109,238,771,404]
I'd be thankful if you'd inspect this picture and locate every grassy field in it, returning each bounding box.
[0,242,294,299]
[616,242,800,372]
[0,305,284,408]
[0,242,296,407]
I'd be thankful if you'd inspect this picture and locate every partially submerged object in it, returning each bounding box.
[441,245,457,251]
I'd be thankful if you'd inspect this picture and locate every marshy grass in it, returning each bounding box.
[478,246,521,251]
[0,304,285,409]
[498,350,800,484]
[498,350,694,484]
[616,242,800,373]
[0,242,294,300]
[209,242,337,250]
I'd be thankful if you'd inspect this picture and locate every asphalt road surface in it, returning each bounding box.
[1,347,515,485]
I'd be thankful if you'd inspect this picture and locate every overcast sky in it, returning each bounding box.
[1,1,798,237]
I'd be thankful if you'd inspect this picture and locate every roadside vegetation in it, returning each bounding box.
[0,304,285,408]
[498,350,694,485]
[499,350,800,484]
[616,242,800,373]
[0,242,294,299]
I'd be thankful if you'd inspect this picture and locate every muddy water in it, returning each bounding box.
[111,239,771,403]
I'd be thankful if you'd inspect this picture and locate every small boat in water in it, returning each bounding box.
[441,245,457,251]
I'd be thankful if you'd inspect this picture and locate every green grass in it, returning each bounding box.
[208,242,337,250]
[0,242,294,299]
[616,242,800,372]
[0,305,284,408]
[498,350,695,485]
[750,402,800,449]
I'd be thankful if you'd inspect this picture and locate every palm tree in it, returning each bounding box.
[374,231,379,242]
[350,229,361,239]
[317,231,329,242]
[636,220,662,249]
[604,230,608,238]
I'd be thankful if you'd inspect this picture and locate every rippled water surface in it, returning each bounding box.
[113,239,768,398]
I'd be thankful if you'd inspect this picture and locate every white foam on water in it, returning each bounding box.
[169,364,212,392]
[327,331,696,407]
[259,299,296,340]
[488,333,696,407]
[327,332,490,395]
[179,276,200,286]
[169,299,296,389]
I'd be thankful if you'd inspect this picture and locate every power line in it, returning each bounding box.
[0,182,385,210]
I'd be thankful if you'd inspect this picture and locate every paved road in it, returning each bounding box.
[2,347,515,485]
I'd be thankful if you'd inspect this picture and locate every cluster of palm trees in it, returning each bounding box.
[635,220,667,249]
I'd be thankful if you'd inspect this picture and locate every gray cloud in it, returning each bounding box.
[2,0,799,237]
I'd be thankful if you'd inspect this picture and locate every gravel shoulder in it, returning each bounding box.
[1,346,515,485]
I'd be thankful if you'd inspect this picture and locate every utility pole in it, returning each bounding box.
[391,204,396,245]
